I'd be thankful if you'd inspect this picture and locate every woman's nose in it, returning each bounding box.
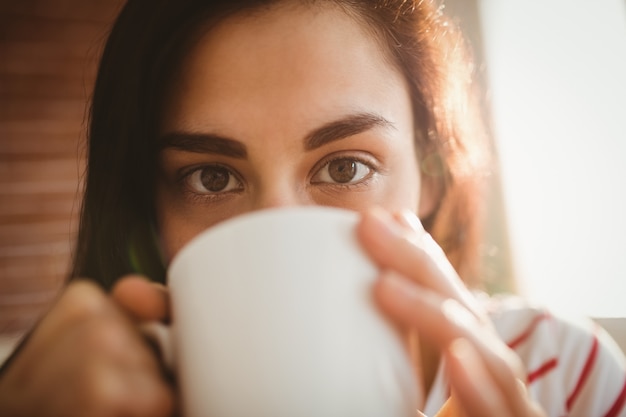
[251,182,312,211]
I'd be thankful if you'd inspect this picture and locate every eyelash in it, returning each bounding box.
[177,153,379,202]
[178,163,244,202]
[310,154,378,189]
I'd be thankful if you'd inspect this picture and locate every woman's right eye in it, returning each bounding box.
[185,165,243,194]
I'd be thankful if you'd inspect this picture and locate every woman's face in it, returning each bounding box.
[156,3,429,260]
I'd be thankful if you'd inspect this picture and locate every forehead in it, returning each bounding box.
[161,2,409,135]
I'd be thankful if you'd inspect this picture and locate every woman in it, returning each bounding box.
[0,1,624,416]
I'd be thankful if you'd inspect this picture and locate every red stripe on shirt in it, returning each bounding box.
[507,312,550,350]
[527,357,558,384]
[604,378,626,417]
[566,326,599,411]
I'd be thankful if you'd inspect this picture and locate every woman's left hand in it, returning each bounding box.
[357,208,546,417]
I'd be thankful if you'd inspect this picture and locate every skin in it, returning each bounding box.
[154,2,424,257]
[0,3,545,416]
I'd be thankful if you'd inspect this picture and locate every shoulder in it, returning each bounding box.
[481,293,626,416]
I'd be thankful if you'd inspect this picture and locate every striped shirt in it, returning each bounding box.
[423,295,626,416]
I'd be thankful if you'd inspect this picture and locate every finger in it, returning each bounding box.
[392,208,424,233]
[12,281,114,367]
[374,271,527,408]
[445,338,512,417]
[69,317,175,417]
[112,275,170,322]
[375,271,480,349]
[433,396,463,417]
[109,362,176,417]
[0,282,111,408]
[358,208,480,317]
[1,281,176,417]
[388,210,535,414]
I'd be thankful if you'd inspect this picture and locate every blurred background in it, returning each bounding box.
[1,0,625,356]
[445,0,626,318]
[0,0,125,354]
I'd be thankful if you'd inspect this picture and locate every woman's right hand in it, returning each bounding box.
[0,277,175,417]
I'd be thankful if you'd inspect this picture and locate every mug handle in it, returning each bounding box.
[140,322,175,371]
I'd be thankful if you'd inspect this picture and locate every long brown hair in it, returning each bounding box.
[71,0,488,289]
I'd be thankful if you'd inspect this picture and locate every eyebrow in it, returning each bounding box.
[304,112,395,151]
[159,112,395,157]
[160,133,247,158]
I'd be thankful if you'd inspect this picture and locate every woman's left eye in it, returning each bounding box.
[312,158,373,185]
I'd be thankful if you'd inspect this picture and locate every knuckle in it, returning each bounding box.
[77,366,126,417]
[492,343,528,387]
[498,343,526,379]
[141,383,176,417]
[57,281,111,322]
[80,318,132,357]
[80,366,174,417]
[529,401,548,417]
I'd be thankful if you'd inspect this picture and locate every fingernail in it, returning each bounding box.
[516,378,529,398]
[368,207,405,241]
[441,299,477,329]
[398,209,425,234]
[448,337,475,361]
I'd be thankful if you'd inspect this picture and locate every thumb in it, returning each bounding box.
[112,275,170,322]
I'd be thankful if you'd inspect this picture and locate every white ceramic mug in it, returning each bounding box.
[146,206,419,417]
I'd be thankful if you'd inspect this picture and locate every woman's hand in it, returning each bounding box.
[0,276,175,417]
[357,208,546,417]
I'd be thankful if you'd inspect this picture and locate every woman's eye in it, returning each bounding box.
[186,165,242,194]
[313,158,372,185]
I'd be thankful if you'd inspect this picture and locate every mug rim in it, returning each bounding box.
[166,206,360,281]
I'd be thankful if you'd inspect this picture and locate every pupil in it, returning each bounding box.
[200,167,230,191]
[329,159,356,183]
